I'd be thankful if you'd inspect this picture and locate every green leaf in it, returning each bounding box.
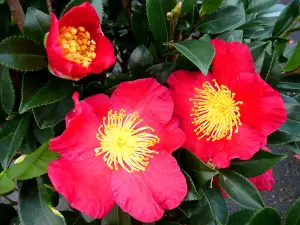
[61,211,88,225]
[19,77,73,114]
[132,1,149,46]
[285,142,300,155]
[268,130,300,145]
[61,0,104,22]
[33,95,73,129]
[279,119,300,138]
[128,45,153,77]
[146,0,177,44]
[182,170,202,201]
[201,0,224,15]
[285,198,300,225]
[246,0,277,14]
[181,0,198,15]
[178,149,218,186]
[217,30,243,42]
[229,149,287,177]
[101,205,132,225]
[227,209,256,225]
[202,186,228,225]
[146,62,175,84]
[24,7,50,44]
[197,6,245,34]
[0,36,47,71]
[248,207,280,225]
[272,0,300,37]
[0,4,11,41]
[0,115,31,168]
[20,132,37,154]
[7,142,59,180]
[0,170,15,194]
[33,124,54,144]
[0,203,17,224]
[165,40,215,75]
[19,178,66,225]
[217,169,264,209]
[283,42,300,72]
[0,66,15,114]
[278,83,300,92]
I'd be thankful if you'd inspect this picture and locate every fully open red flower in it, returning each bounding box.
[48,78,187,222]
[46,2,116,80]
[167,39,287,169]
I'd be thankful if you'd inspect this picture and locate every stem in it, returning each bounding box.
[5,0,25,31]
[169,19,175,42]
[121,0,132,26]
[283,67,300,76]
[46,0,52,14]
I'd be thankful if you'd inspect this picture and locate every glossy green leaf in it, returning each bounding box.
[0,170,15,194]
[166,40,215,75]
[132,1,149,46]
[61,0,104,22]
[146,0,176,44]
[33,95,73,129]
[0,3,11,41]
[61,211,88,225]
[7,142,59,180]
[0,66,15,114]
[217,170,264,209]
[182,170,202,201]
[0,203,17,224]
[257,3,285,18]
[0,36,47,71]
[20,132,37,154]
[227,209,256,225]
[229,149,287,177]
[128,45,153,77]
[249,207,280,225]
[285,142,300,154]
[24,7,50,44]
[217,30,243,42]
[285,198,300,225]
[19,77,73,114]
[33,124,54,144]
[268,130,300,145]
[202,186,228,225]
[246,0,277,14]
[283,42,300,72]
[197,6,245,34]
[202,0,224,15]
[101,205,132,225]
[0,115,31,168]
[181,0,198,15]
[19,178,66,225]
[146,62,175,84]
[272,0,300,37]
[279,119,300,138]
[278,83,300,92]
[178,149,218,186]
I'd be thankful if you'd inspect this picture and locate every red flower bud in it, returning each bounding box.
[46,2,116,80]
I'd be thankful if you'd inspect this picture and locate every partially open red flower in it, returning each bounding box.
[46,2,116,80]
[48,78,187,222]
[167,39,287,168]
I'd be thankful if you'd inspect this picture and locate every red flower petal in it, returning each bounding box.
[84,93,110,120]
[249,169,275,191]
[48,157,114,218]
[230,73,287,141]
[110,78,173,133]
[111,151,187,222]
[50,93,100,160]
[153,117,186,153]
[211,39,255,85]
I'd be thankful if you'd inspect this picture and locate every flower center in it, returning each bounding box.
[58,26,96,68]
[189,79,243,141]
[94,109,160,173]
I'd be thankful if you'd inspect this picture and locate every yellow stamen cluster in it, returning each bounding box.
[94,109,160,173]
[189,79,243,142]
[58,26,96,68]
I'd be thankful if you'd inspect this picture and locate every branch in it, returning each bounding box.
[46,0,52,14]
[5,0,25,32]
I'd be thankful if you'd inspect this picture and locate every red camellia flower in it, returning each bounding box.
[48,78,187,222]
[167,39,287,169]
[46,2,116,80]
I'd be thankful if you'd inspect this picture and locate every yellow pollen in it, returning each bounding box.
[58,26,96,68]
[94,109,160,173]
[189,79,243,142]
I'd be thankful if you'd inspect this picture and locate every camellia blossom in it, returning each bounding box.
[46,2,116,80]
[167,39,287,169]
[48,78,187,222]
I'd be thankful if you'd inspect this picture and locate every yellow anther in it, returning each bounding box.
[189,80,242,141]
[57,25,97,68]
[94,109,160,173]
